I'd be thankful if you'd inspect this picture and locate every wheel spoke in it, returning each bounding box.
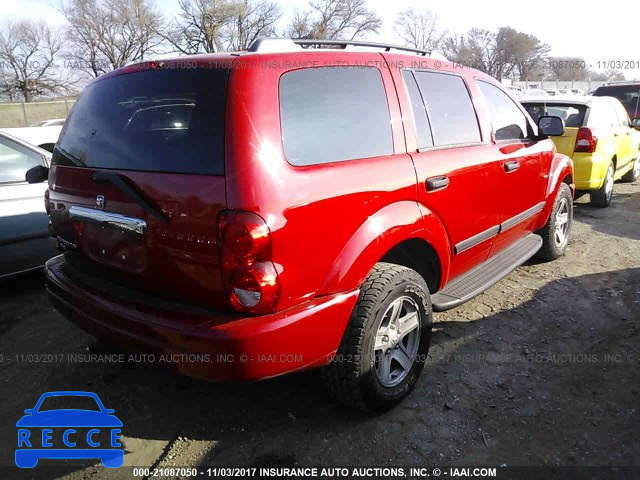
[398,310,419,337]
[393,345,414,372]
[389,300,402,324]
[377,351,393,384]
[556,213,568,226]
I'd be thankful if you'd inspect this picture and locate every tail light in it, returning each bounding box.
[217,211,279,314]
[575,127,598,153]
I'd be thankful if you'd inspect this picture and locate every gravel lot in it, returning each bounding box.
[1,182,639,479]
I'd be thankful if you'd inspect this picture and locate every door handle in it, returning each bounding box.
[504,160,520,172]
[426,176,449,191]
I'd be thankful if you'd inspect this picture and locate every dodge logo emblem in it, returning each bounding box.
[96,195,105,210]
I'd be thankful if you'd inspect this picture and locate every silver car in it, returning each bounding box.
[0,131,57,278]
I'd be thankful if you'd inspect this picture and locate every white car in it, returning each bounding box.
[505,85,525,97]
[0,126,62,153]
[523,89,550,97]
[32,118,66,127]
[0,131,57,278]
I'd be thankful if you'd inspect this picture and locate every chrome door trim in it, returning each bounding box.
[454,225,500,255]
[68,206,146,234]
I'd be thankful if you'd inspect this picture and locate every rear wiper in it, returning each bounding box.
[90,171,169,224]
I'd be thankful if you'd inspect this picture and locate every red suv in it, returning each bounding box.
[36,39,574,411]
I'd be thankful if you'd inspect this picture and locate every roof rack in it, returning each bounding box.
[601,80,640,86]
[248,37,432,56]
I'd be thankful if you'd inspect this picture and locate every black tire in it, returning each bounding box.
[574,190,587,200]
[590,162,614,207]
[536,183,573,261]
[621,154,640,183]
[321,262,432,412]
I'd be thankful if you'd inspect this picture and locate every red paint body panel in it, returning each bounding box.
[46,255,358,381]
[44,49,573,382]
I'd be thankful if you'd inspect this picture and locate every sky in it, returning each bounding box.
[4,0,639,78]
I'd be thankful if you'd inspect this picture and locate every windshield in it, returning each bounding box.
[53,67,229,175]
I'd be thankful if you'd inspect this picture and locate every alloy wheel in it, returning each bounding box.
[374,296,421,387]
[605,165,614,202]
[554,197,570,249]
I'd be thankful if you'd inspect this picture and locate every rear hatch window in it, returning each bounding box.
[48,66,231,312]
[53,67,228,175]
[522,103,587,127]
[522,102,588,157]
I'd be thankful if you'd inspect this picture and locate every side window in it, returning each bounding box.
[605,103,620,127]
[477,81,528,141]
[279,67,393,166]
[401,70,433,149]
[0,136,43,184]
[413,71,481,146]
[614,102,630,127]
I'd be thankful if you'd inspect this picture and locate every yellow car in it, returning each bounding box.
[522,96,640,207]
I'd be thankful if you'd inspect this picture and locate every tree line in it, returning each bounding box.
[0,0,626,102]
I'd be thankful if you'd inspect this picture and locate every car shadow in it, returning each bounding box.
[1,267,639,476]
[0,270,46,336]
[573,188,640,241]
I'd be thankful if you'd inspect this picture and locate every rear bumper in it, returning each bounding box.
[45,255,358,381]
[572,152,608,190]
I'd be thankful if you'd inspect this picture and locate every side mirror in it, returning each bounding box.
[538,115,565,137]
[24,409,34,414]
[630,118,640,128]
[25,165,49,184]
[104,409,115,414]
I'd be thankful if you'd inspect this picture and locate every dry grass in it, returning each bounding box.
[0,100,76,127]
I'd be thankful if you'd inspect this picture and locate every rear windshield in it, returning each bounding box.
[522,103,588,127]
[593,85,640,118]
[53,68,228,175]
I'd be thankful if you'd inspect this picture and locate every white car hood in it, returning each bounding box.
[0,126,62,148]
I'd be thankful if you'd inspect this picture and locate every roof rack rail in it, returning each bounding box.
[294,39,432,56]
[248,37,432,56]
[601,80,640,86]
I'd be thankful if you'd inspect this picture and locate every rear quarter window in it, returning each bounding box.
[279,67,394,166]
[53,68,229,175]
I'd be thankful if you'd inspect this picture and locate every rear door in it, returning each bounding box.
[612,100,634,170]
[400,69,503,280]
[476,81,548,254]
[48,66,230,308]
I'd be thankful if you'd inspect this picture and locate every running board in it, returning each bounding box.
[431,233,542,312]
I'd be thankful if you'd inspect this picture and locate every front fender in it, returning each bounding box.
[547,152,574,198]
[536,152,574,230]
[317,201,451,295]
